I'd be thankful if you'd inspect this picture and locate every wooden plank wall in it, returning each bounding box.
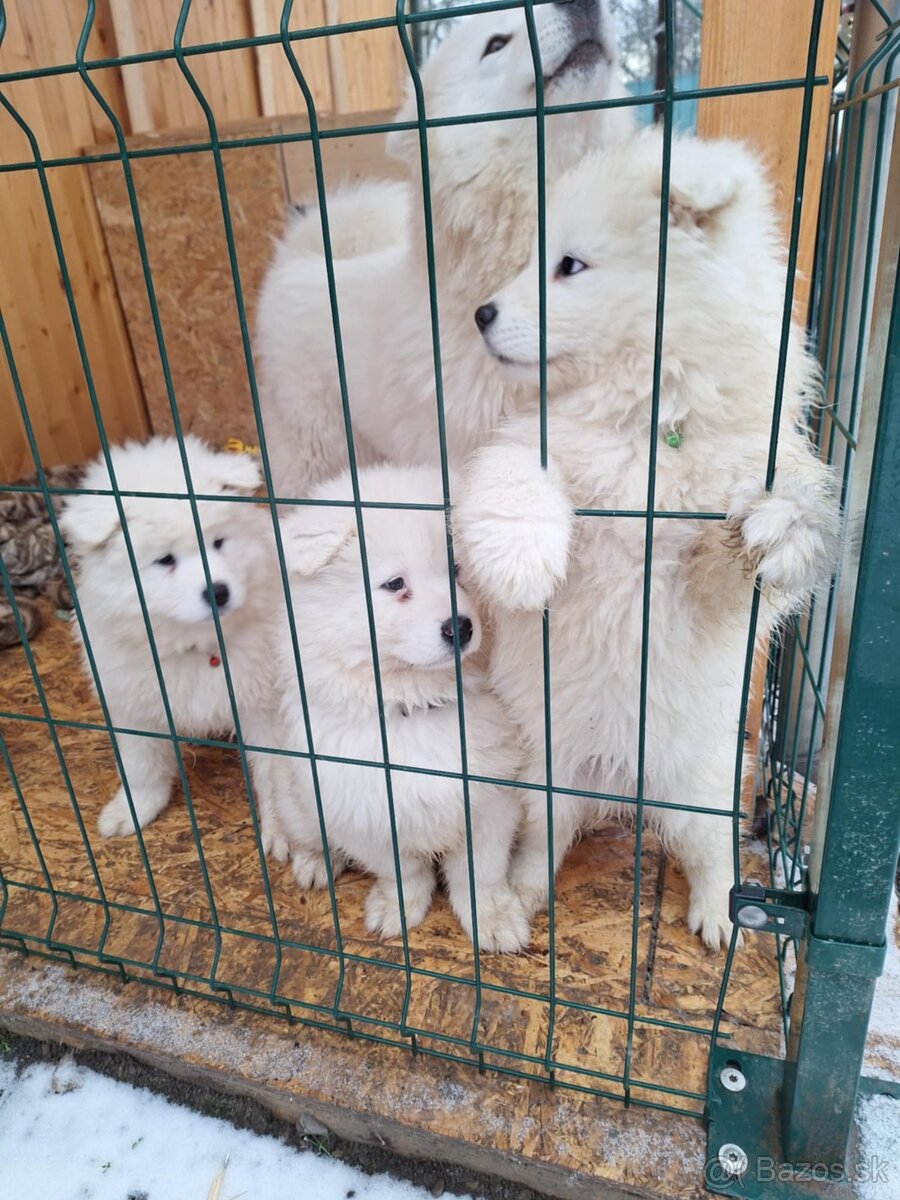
[0,1,404,484]
[697,0,841,789]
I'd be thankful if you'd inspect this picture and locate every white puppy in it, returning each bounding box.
[62,437,281,840]
[455,134,840,950]
[256,0,630,498]
[263,464,528,953]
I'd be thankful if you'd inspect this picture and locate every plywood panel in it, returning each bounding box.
[0,0,146,485]
[280,108,406,208]
[89,113,403,445]
[108,0,261,133]
[250,0,335,117]
[89,120,290,447]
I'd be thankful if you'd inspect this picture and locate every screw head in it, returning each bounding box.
[718,1143,749,1178]
[719,1065,746,1092]
[737,904,769,929]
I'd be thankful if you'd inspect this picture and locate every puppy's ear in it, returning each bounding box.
[60,492,121,553]
[664,139,765,233]
[207,451,261,496]
[282,506,357,577]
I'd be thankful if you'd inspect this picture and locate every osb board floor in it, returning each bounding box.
[0,610,788,1125]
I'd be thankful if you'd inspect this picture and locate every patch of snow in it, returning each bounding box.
[0,1058,482,1200]
[864,892,900,1084]
[855,1094,900,1200]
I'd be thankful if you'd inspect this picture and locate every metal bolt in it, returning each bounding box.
[719,1065,746,1092]
[718,1143,749,1178]
[737,904,769,929]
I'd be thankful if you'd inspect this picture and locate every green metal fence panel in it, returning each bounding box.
[0,1,898,1193]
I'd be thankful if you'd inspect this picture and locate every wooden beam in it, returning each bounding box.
[697,0,840,795]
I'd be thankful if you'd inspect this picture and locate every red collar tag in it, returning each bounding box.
[209,655,221,667]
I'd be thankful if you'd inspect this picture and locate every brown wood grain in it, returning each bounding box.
[697,0,840,788]
[0,1,146,485]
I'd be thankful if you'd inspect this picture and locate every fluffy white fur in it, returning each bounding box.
[454,134,841,950]
[61,437,281,840]
[256,0,630,498]
[262,464,528,952]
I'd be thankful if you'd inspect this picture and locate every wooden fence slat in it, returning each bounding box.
[697,0,841,798]
[250,0,335,117]
[0,1,146,484]
[108,1,261,133]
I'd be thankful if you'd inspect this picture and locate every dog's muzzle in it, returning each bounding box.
[547,0,610,86]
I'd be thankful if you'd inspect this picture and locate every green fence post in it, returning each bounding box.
[780,125,900,1168]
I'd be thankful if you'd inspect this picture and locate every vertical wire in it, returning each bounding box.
[261,0,417,1031]
[394,1,484,1051]
[0,690,59,950]
[521,0,557,1082]
[623,0,676,1105]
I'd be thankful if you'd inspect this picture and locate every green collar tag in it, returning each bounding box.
[665,428,682,450]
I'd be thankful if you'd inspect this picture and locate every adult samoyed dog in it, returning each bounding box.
[262,464,528,953]
[62,437,282,840]
[454,134,840,949]
[256,0,629,498]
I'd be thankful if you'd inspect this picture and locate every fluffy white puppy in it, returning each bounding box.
[263,464,528,953]
[256,0,630,498]
[455,134,840,949]
[62,437,281,839]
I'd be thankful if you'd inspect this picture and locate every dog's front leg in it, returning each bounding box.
[98,729,176,838]
[364,854,436,939]
[727,452,840,605]
[454,442,573,611]
[443,783,530,953]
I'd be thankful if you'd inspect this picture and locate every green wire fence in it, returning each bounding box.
[0,1,898,1193]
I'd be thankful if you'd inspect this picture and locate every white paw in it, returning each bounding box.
[262,822,291,863]
[687,890,743,953]
[509,862,551,921]
[728,474,839,598]
[97,788,166,838]
[458,885,531,954]
[364,875,432,939]
[455,458,573,611]
[291,845,347,890]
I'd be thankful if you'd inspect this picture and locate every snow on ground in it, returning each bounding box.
[864,892,900,1084]
[0,1056,482,1200]
[855,1093,900,1200]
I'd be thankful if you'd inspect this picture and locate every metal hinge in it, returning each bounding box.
[729,880,809,938]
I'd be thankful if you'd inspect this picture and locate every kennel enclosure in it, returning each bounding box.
[1,3,899,1197]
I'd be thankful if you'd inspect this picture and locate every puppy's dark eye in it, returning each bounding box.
[382,576,406,592]
[482,34,511,58]
[156,553,176,568]
[213,537,225,550]
[556,255,588,278]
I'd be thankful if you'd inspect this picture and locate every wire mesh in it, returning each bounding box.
[0,0,896,1143]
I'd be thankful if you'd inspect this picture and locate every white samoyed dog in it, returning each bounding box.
[62,437,282,840]
[262,464,528,953]
[454,134,840,950]
[256,0,630,498]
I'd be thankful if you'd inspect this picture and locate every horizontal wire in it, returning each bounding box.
[0,77,829,178]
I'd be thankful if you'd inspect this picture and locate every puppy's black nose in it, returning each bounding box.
[474,303,497,333]
[441,616,474,648]
[205,581,230,608]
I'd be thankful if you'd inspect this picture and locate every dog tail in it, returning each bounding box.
[275,179,410,263]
